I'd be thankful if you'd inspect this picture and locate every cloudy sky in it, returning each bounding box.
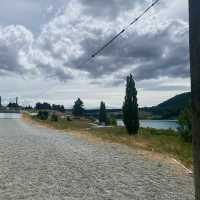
[0,0,190,108]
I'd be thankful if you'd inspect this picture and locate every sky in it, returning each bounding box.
[0,0,190,108]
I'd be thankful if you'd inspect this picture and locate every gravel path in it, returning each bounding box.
[0,117,194,200]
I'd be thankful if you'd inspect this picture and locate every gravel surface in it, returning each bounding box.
[0,117,195,200]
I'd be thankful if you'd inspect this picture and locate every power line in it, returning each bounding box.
[78,0,160,67]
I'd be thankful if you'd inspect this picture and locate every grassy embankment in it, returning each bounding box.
[25,113,192,168]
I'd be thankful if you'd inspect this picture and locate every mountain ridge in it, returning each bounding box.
[141,92,191,119]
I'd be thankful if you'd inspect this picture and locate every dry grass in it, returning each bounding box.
[88,127,192,168]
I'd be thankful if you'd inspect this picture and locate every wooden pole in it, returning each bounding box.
[189,0,200,199]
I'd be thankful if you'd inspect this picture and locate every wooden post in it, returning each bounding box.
[189,0,200,199]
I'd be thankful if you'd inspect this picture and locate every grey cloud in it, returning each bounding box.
[36,63,73,82]
[67,20,189,81]
[90,77,190,92]
[138,82,190,91]
[80,0,145,20]
[0,0,189,86]
[0,23,73,81]
[0,44,20,73]
[0,25,33,75]
[144,85,190,91]
[0,0,68,33]
[134,32,189,81]
[54,68,73,81]
[47,68,73,81]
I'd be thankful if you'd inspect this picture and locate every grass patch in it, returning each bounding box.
[32,116,92,131]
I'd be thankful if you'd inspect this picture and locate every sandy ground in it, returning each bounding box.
[0,117,195,200]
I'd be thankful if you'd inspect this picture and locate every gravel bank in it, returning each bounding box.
[0,118,194,200]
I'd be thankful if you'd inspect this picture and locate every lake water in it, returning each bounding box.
[117,120,179,130]
[0,113,21,119]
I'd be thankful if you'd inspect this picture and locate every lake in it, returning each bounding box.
[117,120,179,130]
[0,113,21,119]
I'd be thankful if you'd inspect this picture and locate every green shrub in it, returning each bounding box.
[67,116,72,121]
[108,116,117,126]
[178,107,192,142]
[37,111,49,120]
[51,113,58,122]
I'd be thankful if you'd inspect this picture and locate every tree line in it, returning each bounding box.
[34,102,65,112]
[71,74,140,135]
[33,74,140,135]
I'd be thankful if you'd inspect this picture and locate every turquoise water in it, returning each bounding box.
[0,113,21,119]
[117,120,179,130]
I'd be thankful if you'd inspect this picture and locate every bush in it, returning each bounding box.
[67,116,72,121]
[51,113,58,122]
[178,107,192,142]
[37,111,49,120]
[108,116,117,126]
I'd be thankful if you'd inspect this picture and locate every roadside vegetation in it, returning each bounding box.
[89,127,192,168]
[178,107,192,142]
[30,112,92,131]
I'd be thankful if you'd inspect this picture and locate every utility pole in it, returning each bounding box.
[189,0,200,199]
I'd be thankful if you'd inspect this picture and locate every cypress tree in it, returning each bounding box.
[122,74,139,135]
[99,101,107,125]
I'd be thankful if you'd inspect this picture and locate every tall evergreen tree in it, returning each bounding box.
[99,101,107,125]
[122,74,139,135]
[72,98,84,116]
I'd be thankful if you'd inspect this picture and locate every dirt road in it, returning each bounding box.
[0,117,194,199]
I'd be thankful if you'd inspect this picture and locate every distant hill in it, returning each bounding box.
[141,92,191,119]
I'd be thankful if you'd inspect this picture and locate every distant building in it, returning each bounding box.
[16,97,18,106]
